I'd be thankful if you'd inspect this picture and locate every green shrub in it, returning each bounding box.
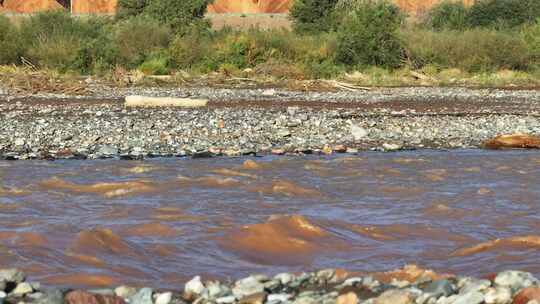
[402,28,531,72]
[117,0,211,33]
[73,17,119,73]
[335,0,404,68]
[114,15,171,67]
[522,18,540,64]
[290,0,340,33]
[117,0,148,20]
[425,1,468,30]
[0,15,22,64]
[467,0,540,28]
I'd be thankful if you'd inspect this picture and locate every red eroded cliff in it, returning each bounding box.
[3,0,64,13]
[72,0,118,14]
[208,0,291,13]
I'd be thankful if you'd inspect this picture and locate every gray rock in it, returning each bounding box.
[232,276,265,298]
[451,291,484,304]
[460,279,491,294]
[351,124,368,140]
[129,288,153,304]
[423,279,455,298]
[494,271,539,292]
[34,289,64,304]
[97,145,119,156]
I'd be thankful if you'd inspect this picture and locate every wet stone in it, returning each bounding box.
[114,286,137,299]
[513,286,540,304]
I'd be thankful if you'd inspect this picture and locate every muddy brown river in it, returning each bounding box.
[0,150,539,289]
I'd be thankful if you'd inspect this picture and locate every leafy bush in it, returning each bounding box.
[425,1,468,30]
[117,0,210,33]
[402,28,531,72]
[290,0,340,33]
[117,0,148,19]
[0,15,22,64]
[335,0,404,68]
[467,0,540,28]
[522,18,540,64]
[114,16,171,67]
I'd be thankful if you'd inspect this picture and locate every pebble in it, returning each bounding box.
[336,292,359,304]
[1,87,539,160]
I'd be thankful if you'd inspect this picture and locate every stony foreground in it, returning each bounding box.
[2,267,540,304]
[1,87,540,159]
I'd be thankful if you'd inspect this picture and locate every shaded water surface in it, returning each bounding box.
[1,150,539,288]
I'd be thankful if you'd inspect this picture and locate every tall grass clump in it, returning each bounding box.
[401,28,531,72]
[0,15,22,64]
[18,11,110,71]
[169,27,342,78]
[335,0,404,69]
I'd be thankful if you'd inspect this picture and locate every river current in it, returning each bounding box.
[0,150,539,288]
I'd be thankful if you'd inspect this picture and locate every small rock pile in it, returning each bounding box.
[3,268,540,304]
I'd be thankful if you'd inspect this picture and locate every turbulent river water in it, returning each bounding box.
[0,150,539,289]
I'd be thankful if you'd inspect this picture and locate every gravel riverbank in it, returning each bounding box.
[1,86,540,159]
[2,267,540,304]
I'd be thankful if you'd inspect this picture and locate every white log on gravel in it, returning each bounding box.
[124,95,208,108]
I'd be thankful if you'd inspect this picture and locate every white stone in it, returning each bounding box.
[184,276,206,295]
[484,287,512,304]
[267,293,292,302]
[115,286,137,298]
[274,273,294,285]
[215,295,236,304]
[154,292,172,304]
[11,282,33,296]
